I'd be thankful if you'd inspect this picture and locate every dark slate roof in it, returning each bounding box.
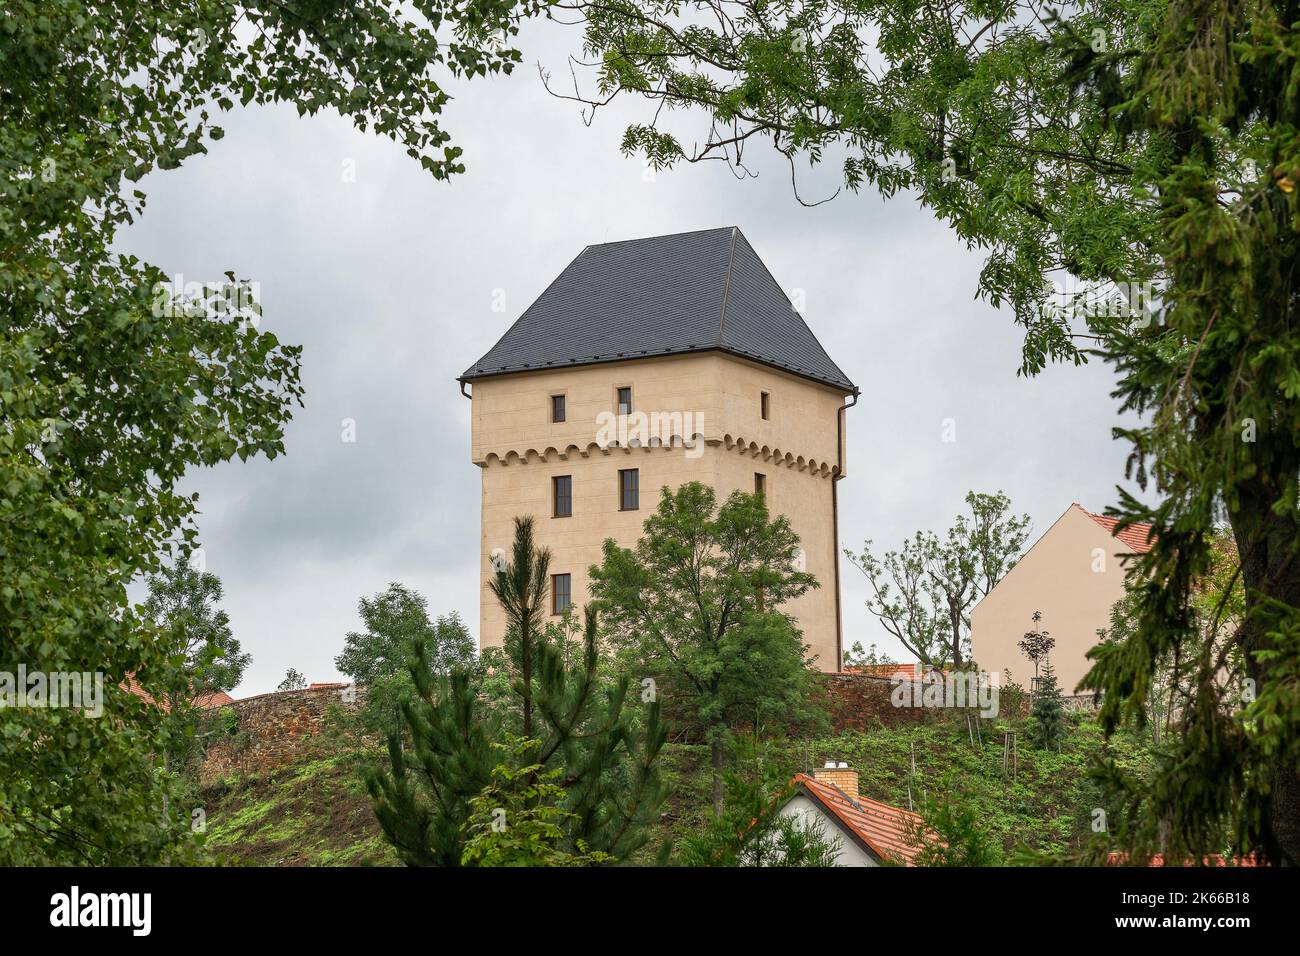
[459,227,856,392]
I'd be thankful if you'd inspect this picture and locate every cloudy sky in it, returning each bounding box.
[116,19,1140,696]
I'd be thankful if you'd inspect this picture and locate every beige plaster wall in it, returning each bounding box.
[712,449,839,669]
[468,351,849,670]
[970,504,1140,694]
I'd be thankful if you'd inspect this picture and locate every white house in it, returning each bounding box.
[777,763,929,866]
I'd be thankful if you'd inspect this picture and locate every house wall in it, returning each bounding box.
[777,794,879,866]
[970,504,1139,695]
[468,351,849,669]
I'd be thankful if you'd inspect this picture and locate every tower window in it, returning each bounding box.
[551,394,566,423]
[619,468,639,511]
[760,391,770,420]
[754,473,766,497]
[552,574,572,614]
[616,386,633,416]
[553,475,572,517]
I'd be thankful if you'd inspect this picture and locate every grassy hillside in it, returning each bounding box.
[201,742,399,866]
[774,714,1153,859]
[198,712,1154,865]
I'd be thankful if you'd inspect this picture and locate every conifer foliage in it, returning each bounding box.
[1028,661,1067,752]
[367,517,666,865]
[563,0,1300,864]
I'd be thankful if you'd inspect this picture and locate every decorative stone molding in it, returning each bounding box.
[477,433,839,478]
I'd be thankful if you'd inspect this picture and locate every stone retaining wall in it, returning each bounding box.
[820,673,931,731]
[199,685,361,786]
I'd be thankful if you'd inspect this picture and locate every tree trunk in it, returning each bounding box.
[710,736,724,820]
[1229,474,1300,865]
[522,624,532,740]
[949,601,964,668]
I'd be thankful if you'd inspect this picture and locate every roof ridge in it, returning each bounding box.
[717,226,739,348]
[585,224,737,249]
[794,773,923,865]
[1077,502,1150,525]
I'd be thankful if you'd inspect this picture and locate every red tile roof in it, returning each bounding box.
[122,677,235,711]
[122,675,157,707]
[792,773,934,865]
[192,690,235,709]
[844,662,925,679]
[1077,504,1155,554]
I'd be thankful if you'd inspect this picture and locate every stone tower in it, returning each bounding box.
[459,227,857,670]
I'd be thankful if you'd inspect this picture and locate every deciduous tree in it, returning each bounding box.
[847,491,1030,668]
[0,0,537,863]
[589,481,818,817]
[1018,611,1055,683]
[556,0,1300,864]
[460,737,613,867]
[336,584,474,734]
[277,669,307,691]
[141,562,250,770]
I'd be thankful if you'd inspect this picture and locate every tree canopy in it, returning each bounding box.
[847,491,1030,668]
[142,562,250,713]
[141,562,250,772]
[560,0,1300,864]
[336,584,475,733]
[1,0,538,863]
[589,481,819,815]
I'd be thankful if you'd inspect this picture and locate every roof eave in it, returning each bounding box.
[791,781,892,865]
[458,345,857,394]
[791,778,912,865]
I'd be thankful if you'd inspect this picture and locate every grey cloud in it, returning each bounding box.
[114,22,1148,695]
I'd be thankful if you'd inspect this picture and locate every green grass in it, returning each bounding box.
[761,713,1153,859]
[637,713,1155,863]
[198,712,1154,865]
[199,740,398,866]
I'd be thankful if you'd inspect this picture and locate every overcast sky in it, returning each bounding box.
[115,20,1141,696]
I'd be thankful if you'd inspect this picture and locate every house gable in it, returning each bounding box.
[970,503,1153,695]
[783,773,928,866]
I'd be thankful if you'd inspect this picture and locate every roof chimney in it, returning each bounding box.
[813,761,859,801]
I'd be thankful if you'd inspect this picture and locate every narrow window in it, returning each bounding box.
[553,475,572,517]
[552,573,572,614]
[760,391,770,420]
[616,386,633,416]
[754,472,766,497]
[551,394,566,423]
[619,468,640,511]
